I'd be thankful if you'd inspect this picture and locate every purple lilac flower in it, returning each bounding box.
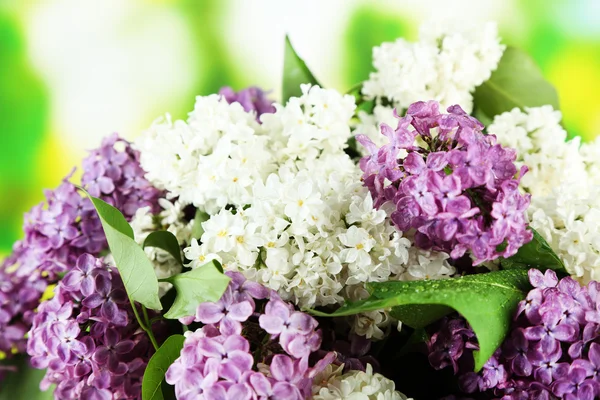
[357,101,532,264]
[26,253,158,399]
[428,269,600,399]
[81,133,162,217]
[167,271,334,400]
[0,245,47,358]
[331,333,380,372]
[219,86,275,120]
[0,134,161,373]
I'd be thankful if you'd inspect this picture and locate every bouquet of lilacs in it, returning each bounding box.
[1,20,599,400]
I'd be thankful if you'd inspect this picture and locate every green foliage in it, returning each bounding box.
[343,5,410,86]
[500,227,566,272]
[282,35,320,103]
[473,46,560,120]
[84,192,162,310]
[191,209,210,240]
[0,357,53,400]
[163,260,230,319]
[0,12,49,254]
[142,335,185,400]
[310,269,531,371]
[143,231,183,266]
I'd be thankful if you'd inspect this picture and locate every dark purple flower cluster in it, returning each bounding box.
[167,272,334,400]
[219,86,275,120]
[357,101,532,264]
[27,254,157,400]
[0,134,161,376]
[428,269,600,400]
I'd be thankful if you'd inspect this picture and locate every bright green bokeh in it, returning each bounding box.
[0,11,48,253]
[0,0,598,255]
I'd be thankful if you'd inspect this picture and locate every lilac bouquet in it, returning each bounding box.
[1,20,599,400]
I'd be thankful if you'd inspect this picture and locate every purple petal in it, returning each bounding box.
[195,303,225,324]
[82,293,104,309]
[197,338,224,358]
[228,301,253,322]
[270,354,294,382]
[259,315,285,335]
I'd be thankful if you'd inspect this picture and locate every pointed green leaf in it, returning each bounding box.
[282,35,320,102]
[309,269,531,371]
[143,231,183,266]
[191,209,210,240]
[163,261,230,319]
[83,192,162,310]
[500,227,566,272]
[142,334,185,400]
[473,46,559,120]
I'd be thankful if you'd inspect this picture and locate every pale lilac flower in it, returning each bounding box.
[27,254,158,399]
[168,273,332,400]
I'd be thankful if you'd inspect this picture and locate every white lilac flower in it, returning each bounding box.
[137,85,454,336]
[362,21,504,115]
[488,105,586,196]
[127,200,190,295]
[490,106,600,283]
[312,364,412,400]
[581,136,600,182]
[135,95,273,214]
[261,84,357,162]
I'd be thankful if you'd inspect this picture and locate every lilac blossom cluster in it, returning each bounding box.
[0,134,161,375]
[0,244,47,358]
[81,133,162,218]
[428,269,600,399]
[219,86,275,120]
[27,254,157,399]
[357,101,532,264]
[166,272,334,400]
[6,133,161,279]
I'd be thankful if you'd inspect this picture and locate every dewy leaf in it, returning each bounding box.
[191,209,210,240]
[163,260,230,319]
[142,334,185,400]
[310,269,531,371]
[473,46,559,120]
[500,227,566,273]
[83,192,162,310]
[282,35,320,103]
[144,231,183,266]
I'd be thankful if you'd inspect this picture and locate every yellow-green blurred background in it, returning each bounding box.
[1,0,599,255]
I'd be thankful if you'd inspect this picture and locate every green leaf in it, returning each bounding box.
[84,192,162,310]
[163,261,230,319]
[310,269,531,371]
[191,209,210,240]
[500,227,566,272]
[142,334,185,400]
[144,231,183,266]
[282,35,320,103]
[473,46,559,121]
[0,356,54,399]
[390,304,454,328]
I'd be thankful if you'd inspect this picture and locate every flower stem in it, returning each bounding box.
[129,297,159,351]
